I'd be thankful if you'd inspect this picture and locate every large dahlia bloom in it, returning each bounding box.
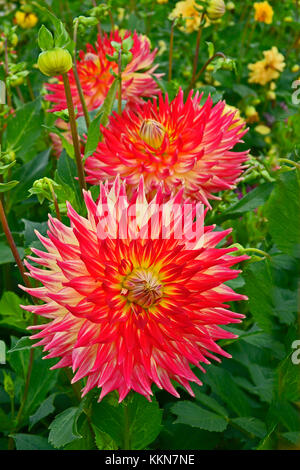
[45,30,161,115]
[20,177,247,401]
[85,90,249,207]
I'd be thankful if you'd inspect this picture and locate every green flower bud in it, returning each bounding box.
[3,371,14,399]
[38,47,72,77]
[206,0,226,20]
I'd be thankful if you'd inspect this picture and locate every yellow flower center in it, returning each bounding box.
[122,268,163,308]
[139,119,166,149]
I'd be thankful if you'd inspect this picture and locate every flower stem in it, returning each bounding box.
[191,12,205,88]
[118,50,122,115]
[0,199,31,288]
[47,180,61,221]
[4,38,12,107]
[26,76,35,101]
[242,247,271,259]
[278,158,300,169]
[168,20,175,81]
[62,73,87,194]
[123,403,131,450]
[73,20,91,130]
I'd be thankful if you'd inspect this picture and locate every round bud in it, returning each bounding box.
[206,0,226,20]
[38,48,73,77]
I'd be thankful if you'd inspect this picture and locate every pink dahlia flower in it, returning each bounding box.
[45,30,161,115]
[85,89,249,207]
[21,177,247,401]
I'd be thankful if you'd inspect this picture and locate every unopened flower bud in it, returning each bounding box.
[206,0,226,20]
[38,48,72,76]
[226,1,235,10]
[139,119,166,149]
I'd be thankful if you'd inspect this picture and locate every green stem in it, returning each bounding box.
[4,38,12,107]
[26,76,35,101]
[168,21,175,82]
[62,73,87,194]
[278,158,300,169]
[47,180,61,221]
[242,247,271,259]
[123,403,131,450]
[118,50,122,115]
[73,20,91,130]
[190,12,205,88]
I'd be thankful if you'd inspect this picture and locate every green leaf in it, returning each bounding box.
[171,401,228,432]
[244,260,275,332]
[282,432,300,446]
[98,78,118,128]
[216,183,274,222]
[92,425,118,450]
[266,171,300,257]
[0,180,18,192]
[204,365,252,417]
[8,336,32,353]
[4,100,42,161]
[84,113,102,160]
[48,407,83,448]
[10,434,54,450]
[0,292,29,329]
[56,150,82,212]
[0,243,24,266]
[38,25,54,51]
[230,417,267,439]
[22,219,48,248]
[92,394,162,450]
[29,394,56,430]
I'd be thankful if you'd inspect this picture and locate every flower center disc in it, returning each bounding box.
[122,268,163,308]
[139,119,166,149]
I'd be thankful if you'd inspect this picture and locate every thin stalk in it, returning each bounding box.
[26,76,35,101]
[4,38,12,107]
[73,20,90,129]
[108,9,115,31]
[118,50,122,115]
[0,200,31,288]
[278,158,300,169]
[62,73,87,194]
[191,12,205,88]
[16,86,25,103]
[91,0,103,39]
[186,52,226,96]
[47,180,61,221]
[123,403,131,450]
[168,20,175,81]
[242,247,271,259]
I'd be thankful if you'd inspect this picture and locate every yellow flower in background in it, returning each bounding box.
[248,47,285,85]
[14,10,38,29]
[222,104,245,130]
[157,0,168,3]
[245,106,259,124]
[169,0,204,33]
[255,124,271,135]
[157,40,167,56]
[254,1,274,24]
[291,65,300,73]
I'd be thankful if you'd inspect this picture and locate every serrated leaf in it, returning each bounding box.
[230,417,267,439]
[216,183,274,222]
[244,260,275,332]
[4,100,42,161]
[171,401,228,432]
[92,395,162,450]
[8,336,32,353]
[48,407,83,448]
[10,434,54,450]
[266,171,300,257]
[29,394,56,430]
